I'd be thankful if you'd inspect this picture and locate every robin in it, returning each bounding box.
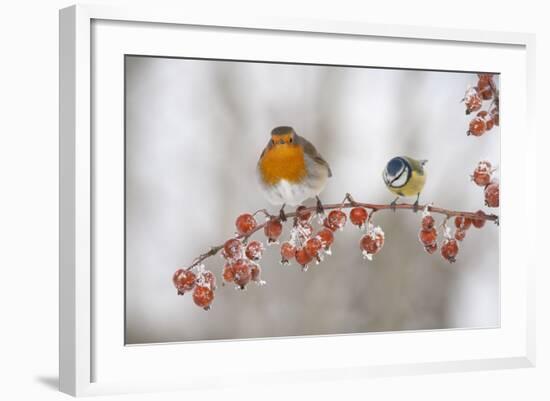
[382,156,428,212]
[257,126,332,221]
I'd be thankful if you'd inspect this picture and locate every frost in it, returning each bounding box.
[361,250,373,261]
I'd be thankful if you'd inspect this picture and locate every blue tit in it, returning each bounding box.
[382,156,428,211]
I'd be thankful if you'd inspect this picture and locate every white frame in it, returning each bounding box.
[59,4,536,397]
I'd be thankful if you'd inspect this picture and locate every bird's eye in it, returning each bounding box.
[289,137,293,143]
[272,139,275,145]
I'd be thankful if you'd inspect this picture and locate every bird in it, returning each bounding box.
[257,126,332,221]
[382,156,428,212]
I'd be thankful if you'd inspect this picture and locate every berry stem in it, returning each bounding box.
[185,198,498,270]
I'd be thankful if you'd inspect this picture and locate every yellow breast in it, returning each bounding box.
[259,145,307,185]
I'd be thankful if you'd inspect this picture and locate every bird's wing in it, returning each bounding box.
[298,135,333,177]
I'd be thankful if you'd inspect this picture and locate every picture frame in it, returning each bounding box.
[59,4,536,396]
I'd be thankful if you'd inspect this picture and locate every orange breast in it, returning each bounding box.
[259,145,307,185]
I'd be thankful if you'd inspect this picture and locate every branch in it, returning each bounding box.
[185,195,498,270]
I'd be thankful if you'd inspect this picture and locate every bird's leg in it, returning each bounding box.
[278,204,287,222]
[315,196,325,215]
[390,197,399,211]
[413,193,420,213]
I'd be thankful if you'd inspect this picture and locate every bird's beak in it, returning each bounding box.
[278,139,285,145]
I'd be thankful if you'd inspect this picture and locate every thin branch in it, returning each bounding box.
[185,198,499,270]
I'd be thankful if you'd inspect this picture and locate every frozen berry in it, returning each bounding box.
[264,218,283,242]
[235,213,257,236]
[360,232,385,257]
[454,216,472,230]
[317,228,334,250]
[232,259,252,289]
[463,87,482,114]
[295,247,313,267]
[472,161,493,186]
[296,206,312,222]
[476,110,494,130]
[419,228,437,246]
[349,207,368,227]
[223,238,242,260]
[222,263,235,283]
[454,229,466,241]
[245,240,264,261]
[477,74,494,88]
[280,242,296,263]
[173,269,196,294]
[485,183,499,207]
[324,210,347,231]
[201,271,217,290]
[472,210,486,228]
[424,243,438,254]
[193,285,214,310]
[250,263,262,282]
[468,116,487,136]
[441,239,459,263]
[305,237,322,258]
[421,215,435,230]
[478,86,493,100]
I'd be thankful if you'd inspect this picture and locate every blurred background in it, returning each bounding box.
[125,56,499,344]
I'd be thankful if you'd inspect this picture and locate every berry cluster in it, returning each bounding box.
[417,208,488,263]
[471,161,499,208]
[172,267,217,310]
[463,74,499,137]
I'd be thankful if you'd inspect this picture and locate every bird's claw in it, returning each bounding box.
[412,202,419,213]
[390,199,398,212]
[316,196,325,215]
[279,209,287,222]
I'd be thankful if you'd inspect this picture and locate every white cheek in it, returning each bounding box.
[391,173,408,187]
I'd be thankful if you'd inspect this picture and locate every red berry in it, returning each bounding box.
[305,237,322,258]
[478,86,493,100]
[472,210,486,229]
[295,247,313,267]
[324,210,347,231]
[232,259,252,289]
[424,243,438,254]
[472,161,493,186]
[485,183,499,207]
[222,263,235,283]
[468,116,487,136]
[421,215,435,230]
[419,228,437,246]
[317,228,334,249]
[476,110,494,130]
[173,269,196,294]
[360,232,384,256]
[441,239,459,263]
[349,207,368,227]
[235,213,257,236]
[192,285,214,310]
[296,206,312,222]
[250,263,262,282]
[463,88,482,114]
[454,216,472,230]
[454,229,466,241]
[245,240,264,261]
[477,74,493,88]
[201,271,217,290]
[280,242,296,262]
[264,218,283,241]
[223,238,242,260]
